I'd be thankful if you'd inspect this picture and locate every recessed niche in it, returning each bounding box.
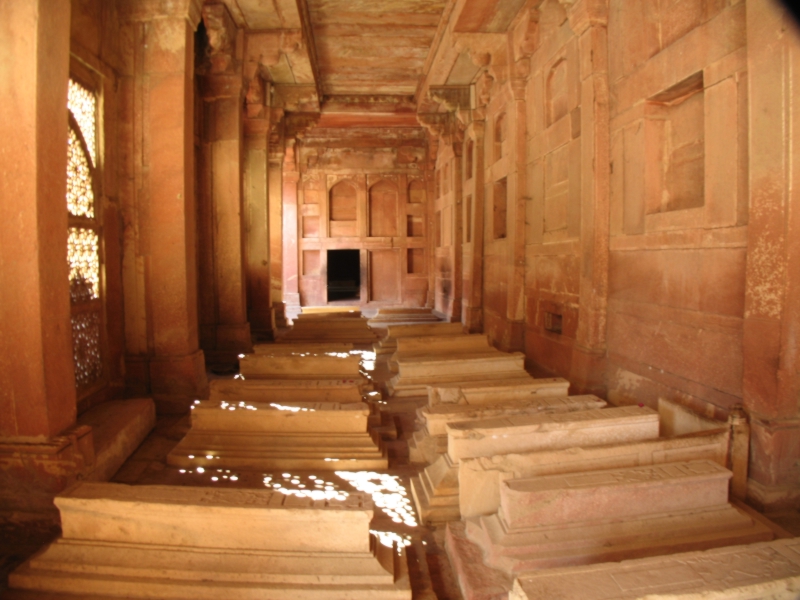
[646,72,705,214]
[407,248,424,274]
[407,215,423,237]
[544,311,563,334]
[408,180,426,203]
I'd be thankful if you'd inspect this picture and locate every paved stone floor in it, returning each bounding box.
[2,330,798,599]
[0,338,464,599]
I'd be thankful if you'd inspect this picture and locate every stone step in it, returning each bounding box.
[8,483,409,599]
[446,406,659,463]
[427,377,570,406]
[210,378,365,404]
[410,453,461,525]
[459,427,731,519]
[510,538,800,600]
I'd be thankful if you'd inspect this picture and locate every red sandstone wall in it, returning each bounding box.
[605,0,748,416]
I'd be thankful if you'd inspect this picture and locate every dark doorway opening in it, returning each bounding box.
[327,249,360,302]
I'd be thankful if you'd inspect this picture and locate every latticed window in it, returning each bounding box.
[67,79,104,393]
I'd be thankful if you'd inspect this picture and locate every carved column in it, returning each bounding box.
[197,4,252,356]
[120,0,208,403]
[742,0,800,510]
[566,0,610,396]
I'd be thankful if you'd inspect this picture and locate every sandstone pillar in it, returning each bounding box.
[282,139,301,320]
[268,124,286,325]
[506,72,529,351]
[197,4,252,354]
[464,117,486,332]
[120,0,208,401]
[244,77,275,338]
[0,0,75,438]
[568,3,610,396]
[742,0,800,510]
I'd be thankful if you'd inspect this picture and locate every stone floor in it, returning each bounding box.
[0,340,464,599]
[2,333,799,599]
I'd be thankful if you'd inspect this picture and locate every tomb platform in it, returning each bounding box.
[300,307,363,317]
[8,482,410,599]
[459,427,731,519]
[210,378,366,404]
[409,394,606,465]
[462,460,774,577]
[387,353,527,398]
[509,538,800,600]
[388,334,492,372]
[254,342,355,354]
[446,406,659,464]
[280,316,379,344]
[367,307,442,327]
[167,400,387,471]
[427,377,570,406]
[411,400,633,525]
[239,353,373,392]
[374,322,464,355]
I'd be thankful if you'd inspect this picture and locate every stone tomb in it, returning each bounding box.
[239,353,372,392]
[210,378,366,404]
[410,404,650,524]
[387,351,527,398]
[373,322,464,355]
[281,315,379,344]
[8,482,410,599]
[388,333,492,372]
[167,399,387,471]
[254,342,355,354]
[367,307,441,327]
[459,426,732,519]
[447,461,775,599]
[428,378,570,406]
[508,538,800,600]
[409,378,577,464]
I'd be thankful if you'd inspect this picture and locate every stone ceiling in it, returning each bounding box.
[215,0,530,120]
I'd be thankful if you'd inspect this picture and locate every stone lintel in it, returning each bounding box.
[119,0,203,27]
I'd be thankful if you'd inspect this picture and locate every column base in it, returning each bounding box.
[463,306,483,333]
[215,322,253,352]
[746,416,800,511]
[569,344,607,397]
[283,293,301,323]
[149,350,209,403]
